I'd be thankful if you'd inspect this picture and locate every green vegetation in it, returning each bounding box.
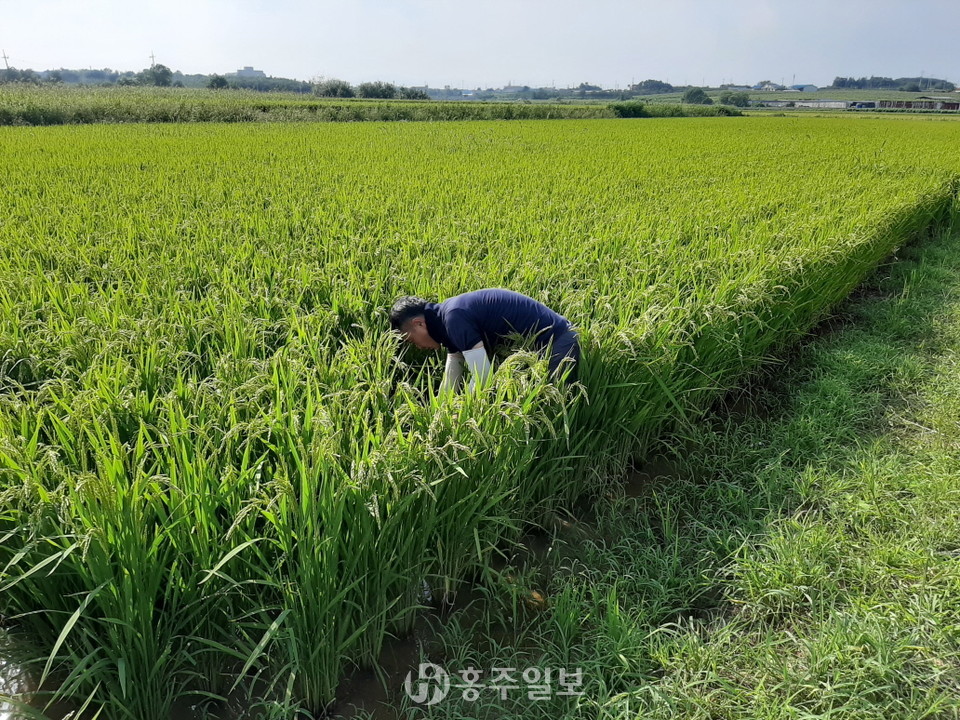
[608,100,737,118]
[0,117,958,718]
[628,88,960,109]
[718,90,750,107]
[2,65,314,93]
[402,208,960,720]
[0,86,602,124]
[313,78,356,98]
[0,86,739,125]
[680,87,713,105]
[832,75,955,92]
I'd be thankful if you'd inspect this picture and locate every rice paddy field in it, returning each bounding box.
[1,115,959,718]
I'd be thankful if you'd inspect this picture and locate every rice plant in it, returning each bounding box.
[0,116,958,717]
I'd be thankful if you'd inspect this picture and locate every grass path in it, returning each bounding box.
[369,217,960,719]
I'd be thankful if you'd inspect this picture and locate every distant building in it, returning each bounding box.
[500,84,526,93]
[753,82,785,91]
[235,66,266,78]
[790,84,818,92]
[795,100,850,109]
[879,97,960,111]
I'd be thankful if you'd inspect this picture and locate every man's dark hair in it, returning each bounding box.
[389,296,429,331]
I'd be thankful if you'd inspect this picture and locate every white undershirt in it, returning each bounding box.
[440,343,492,393]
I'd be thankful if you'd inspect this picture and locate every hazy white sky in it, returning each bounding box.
[2,0,956,88]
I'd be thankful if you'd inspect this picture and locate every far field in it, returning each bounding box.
[632,88,960,103]
[0,85,734,125]
[4,85,958,128]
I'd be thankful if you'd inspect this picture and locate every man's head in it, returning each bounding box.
[390,296,440,350]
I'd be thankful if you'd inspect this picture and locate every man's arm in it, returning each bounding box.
[462,342,492,391]
[439,352,464,394]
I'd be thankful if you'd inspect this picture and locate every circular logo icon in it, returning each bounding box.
[403,662,451,706]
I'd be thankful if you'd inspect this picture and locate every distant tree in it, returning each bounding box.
[609,100,649,118]
[117,76,138,86]
[140,63,173,87]
[718,90,749,107]
[895,77,954,92]
[681,87,713,104]
[46,70,63,83]
[230,76,311,93]
[531,87,562,100]
[398,86,429,100]
[313,78,355,97]
[357,81,397,99]
[831,75,905,90]
[632,79,674,94]
[207,74,229,90]
[4,68,41,84]
[577,82,601,91]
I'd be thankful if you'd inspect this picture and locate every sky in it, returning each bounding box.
[2,0,957,89]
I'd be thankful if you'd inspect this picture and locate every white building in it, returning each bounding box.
[795,100,850,109]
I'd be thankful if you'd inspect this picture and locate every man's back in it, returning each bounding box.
[436,288,571,353]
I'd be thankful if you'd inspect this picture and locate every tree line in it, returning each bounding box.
[0,65,428,99]
[1,65,312,93]
[831,76,956,92]
[311,78,428,99]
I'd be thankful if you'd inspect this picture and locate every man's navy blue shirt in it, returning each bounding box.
[422,289,572,354]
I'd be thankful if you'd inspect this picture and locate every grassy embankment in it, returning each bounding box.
[383,211,960,719]
[0,85,737,125]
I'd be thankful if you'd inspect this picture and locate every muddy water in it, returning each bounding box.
[0,633,31,718]
[0,630,77,720]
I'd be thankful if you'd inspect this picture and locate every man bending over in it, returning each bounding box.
[390,288,580,392]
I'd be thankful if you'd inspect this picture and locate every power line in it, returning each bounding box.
[1,50,9,70]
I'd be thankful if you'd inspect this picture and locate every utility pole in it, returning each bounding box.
[150,51,156,67]
[1,50,9,70]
